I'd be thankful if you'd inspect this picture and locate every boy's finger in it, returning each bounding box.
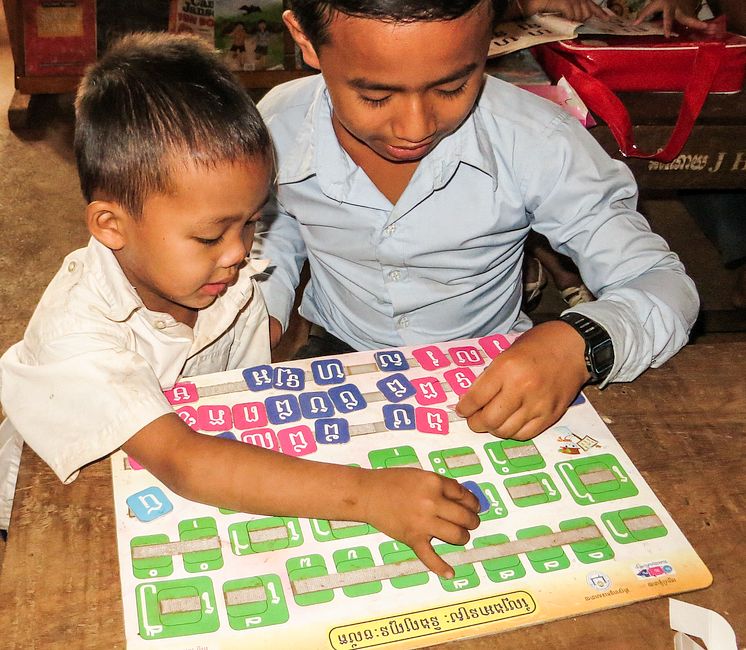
[441,476,471,501]
[498,414,547,442]
[412,540,454,579]
[465,409,498,434]
[431,519,471,547]
[443,479,479,512]
[485,406,537,440]
[455,362,504,418]
[464,397,516,435]
[437,498,481,529]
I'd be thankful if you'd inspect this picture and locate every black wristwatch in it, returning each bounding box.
[559,312,615,384]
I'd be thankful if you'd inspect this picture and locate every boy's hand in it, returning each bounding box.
[360,468,481,578]
[456,320,589,441]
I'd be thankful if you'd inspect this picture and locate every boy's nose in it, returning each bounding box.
[393,96,436,144]
[221,235,249,268]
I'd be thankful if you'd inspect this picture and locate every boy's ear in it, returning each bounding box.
[283,10,321,70]
[86,200,130,251]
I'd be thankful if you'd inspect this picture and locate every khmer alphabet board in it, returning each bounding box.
[111,334,712,649]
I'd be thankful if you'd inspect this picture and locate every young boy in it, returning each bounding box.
[252,0,699,441]
[0,32,479,578]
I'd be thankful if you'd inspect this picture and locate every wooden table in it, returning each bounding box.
[1,343,744,649]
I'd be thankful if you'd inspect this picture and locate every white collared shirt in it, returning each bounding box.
[0,238,270,527]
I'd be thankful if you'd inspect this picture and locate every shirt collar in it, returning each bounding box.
[87,237,268,333]
[275,76,500,196]
[275,80,327,186]
[87,237,142,322]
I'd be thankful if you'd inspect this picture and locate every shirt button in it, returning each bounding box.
[384,224,396,236]
[67,262,77,272]
[398,316,409,328]
[154,320,167,330]
[388,269,401,281]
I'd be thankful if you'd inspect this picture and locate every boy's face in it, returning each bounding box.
[113,157,271,326]
[295,2,493,163]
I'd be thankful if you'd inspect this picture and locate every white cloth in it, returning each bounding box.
[0,237,270,529]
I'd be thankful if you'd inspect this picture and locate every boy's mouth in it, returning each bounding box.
[201,282,228,296]
[386,141,433,161]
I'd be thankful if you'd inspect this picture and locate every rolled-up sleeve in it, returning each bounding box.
[522,115,699,383]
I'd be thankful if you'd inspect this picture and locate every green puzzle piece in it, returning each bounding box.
[477,482,508,521]
[309,517,373,542]
[369,445,420,469]
[473,533,526,583]
[333,547,382,597]
[228,516,304,555]
[484,440,546,475]
[223,574,289,631]
[517,526,570,573]
[555,453,638,505]
[380,541,430,588]
[287,554,334,606]
[602,506,668,543]
[178,517,223,573]
[136,576,220,640]
[434,543,480,592]
[429,446,482,478]
[131,533,173,579]
[504,472,561,507]
[560,517,615,563]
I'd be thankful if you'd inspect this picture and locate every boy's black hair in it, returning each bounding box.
[289,0,507,49]
[74,32,272,217]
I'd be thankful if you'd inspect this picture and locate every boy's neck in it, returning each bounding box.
[332,114,418,205]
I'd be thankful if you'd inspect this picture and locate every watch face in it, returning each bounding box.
[593,340,614,371]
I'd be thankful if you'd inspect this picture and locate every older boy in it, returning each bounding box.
[0,32,479,578]
[253,0,699,441]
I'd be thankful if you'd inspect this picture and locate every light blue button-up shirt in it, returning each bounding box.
[253,75,699,383]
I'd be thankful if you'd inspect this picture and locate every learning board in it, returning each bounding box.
[111,334,712,649]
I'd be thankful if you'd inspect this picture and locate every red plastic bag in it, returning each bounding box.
[533,25,746,161]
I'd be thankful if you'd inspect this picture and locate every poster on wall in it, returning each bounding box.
[168,0,216,45]
[169,1,292,71]
[214,1,288,71]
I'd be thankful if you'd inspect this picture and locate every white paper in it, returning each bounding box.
[669,599,737,650]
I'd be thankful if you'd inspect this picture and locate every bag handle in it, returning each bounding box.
[537,41,726,162]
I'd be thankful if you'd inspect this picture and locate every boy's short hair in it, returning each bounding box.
[74,32,273,217]
[289,0,508,49]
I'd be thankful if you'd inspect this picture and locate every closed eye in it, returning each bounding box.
[437,80,469,99]
[196,235,224,246]
[359,94,391,107]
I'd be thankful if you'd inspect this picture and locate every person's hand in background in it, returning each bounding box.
[634,0,712,37]
[506,0,609,21]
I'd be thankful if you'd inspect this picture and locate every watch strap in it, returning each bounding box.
[559,312,614,384]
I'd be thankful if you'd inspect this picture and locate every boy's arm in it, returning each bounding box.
[457,102,698,441]
[123,414,480,578]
